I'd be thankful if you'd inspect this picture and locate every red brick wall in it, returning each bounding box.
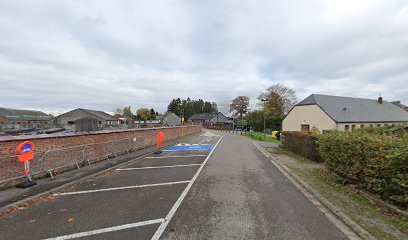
[0,126,202,185]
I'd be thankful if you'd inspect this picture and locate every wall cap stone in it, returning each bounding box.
[0,126,199,142]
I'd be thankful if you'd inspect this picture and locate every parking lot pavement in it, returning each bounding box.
[0,130,352,240]
[0,131,222,240]
[160,131,349,240]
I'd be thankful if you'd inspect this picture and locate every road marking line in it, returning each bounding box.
[151,136,223,240]
[117,164,202,171]
[145,155,207,159]
[43,218,164,240]
[199,137,211,144]
[54,181,191,196]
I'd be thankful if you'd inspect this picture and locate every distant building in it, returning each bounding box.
[157,112,181,126]
[189,112,229,124]
[391,101,408,112]
[283,94,408,132]
[52,108,121,129]
[0,107,51,130]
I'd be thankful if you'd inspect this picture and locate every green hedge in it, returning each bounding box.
[282,131,321,162]
[316,131,408,207]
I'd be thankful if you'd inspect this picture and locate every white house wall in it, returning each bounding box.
[282,105,336,131]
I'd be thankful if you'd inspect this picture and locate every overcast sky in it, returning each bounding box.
[0,0,407,115]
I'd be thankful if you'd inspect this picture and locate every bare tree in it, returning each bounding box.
[113,108,123,115]
[230,96,250,119]
[258,83,297,117]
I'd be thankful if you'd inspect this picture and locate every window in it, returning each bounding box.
[301,124,310,133]
[369,124,373,128]
[360,125,365,129]
[68,121,75,124]
[351,125,356,131]
[377,124,381,127]
[345,125,350,131]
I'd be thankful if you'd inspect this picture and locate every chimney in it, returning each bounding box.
[378,96,383,104]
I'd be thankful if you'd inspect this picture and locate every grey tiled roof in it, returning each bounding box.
[0,108,51,121]
[79,108,118,121]
[189,112,219,120]
[297,94,408,123]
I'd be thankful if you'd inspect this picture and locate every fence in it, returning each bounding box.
[0,125,202,188]
[0,136,153,186]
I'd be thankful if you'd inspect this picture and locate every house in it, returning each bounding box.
[52,108,121,129]
[282,94,408,132]
[156,112,181,126]
[189,112,229,124]
[0,107,51,130]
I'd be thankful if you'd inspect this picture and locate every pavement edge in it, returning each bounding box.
[250,139,376,240]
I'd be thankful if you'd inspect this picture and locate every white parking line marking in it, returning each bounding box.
[54,181,191,196]
[145,155,207,159]
[43,218,164,240]
[199,137,211,144]
[151,136,223,240]
[117,164,202,171]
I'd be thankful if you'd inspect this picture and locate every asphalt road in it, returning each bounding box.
[0,130,348,240]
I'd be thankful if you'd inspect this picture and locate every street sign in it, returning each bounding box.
[17,141,34,162]
[16,141,37,188]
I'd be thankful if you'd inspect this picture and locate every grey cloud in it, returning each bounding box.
[0,0,407,116]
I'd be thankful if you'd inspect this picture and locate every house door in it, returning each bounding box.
[301,124,310,133]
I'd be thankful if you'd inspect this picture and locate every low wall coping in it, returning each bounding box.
[0,125,200,143]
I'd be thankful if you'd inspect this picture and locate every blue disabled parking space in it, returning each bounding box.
[164,144,215,152]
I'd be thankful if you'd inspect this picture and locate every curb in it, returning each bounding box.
[250,139,376,240]
[359,190,408,220]
[0,132,202,213]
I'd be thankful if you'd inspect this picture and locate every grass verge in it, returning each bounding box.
[243,131,282,144]
[268,146,407,240]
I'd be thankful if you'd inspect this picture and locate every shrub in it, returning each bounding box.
[316,131,408,207]
[282,131,321,162]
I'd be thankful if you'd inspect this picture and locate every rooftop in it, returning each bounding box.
[0,108,51,121]
[189,112,220,120]
[79,108,118,121]
[296,94,408,123]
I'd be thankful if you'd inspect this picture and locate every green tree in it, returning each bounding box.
[123,106,133,119]
[167,98,182,116]
[167,98,218,119]
[150,108,156,119]
[203,101,214,113]
[137,108,151,121]
[246,110,283,132]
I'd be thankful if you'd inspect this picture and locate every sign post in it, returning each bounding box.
[155,131,164,154]
[16,141,37,188]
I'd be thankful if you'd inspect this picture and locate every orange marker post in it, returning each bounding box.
[16,141,37,188]
[155,132,164,154]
